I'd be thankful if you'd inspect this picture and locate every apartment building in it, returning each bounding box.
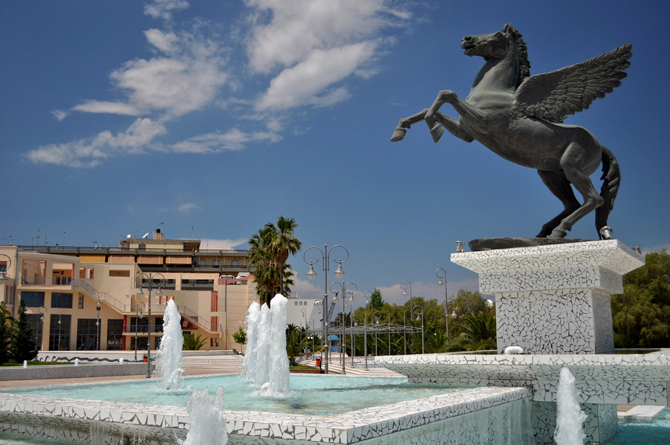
[0,232,258,352]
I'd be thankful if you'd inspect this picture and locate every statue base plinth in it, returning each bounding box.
[452,239,644,355]
[468,237,596,252]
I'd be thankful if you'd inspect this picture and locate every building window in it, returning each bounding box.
[107,319,123,350]
[76,319,98,350]
[231,260,239,267]
[294,301,298,306]
[129,317,149,333]
[212,259,220,267]
[130,336,148,350]
[49,314,71,351]
[27,314,43,349]
[51,292,73,309]
[198,259,206,267]
[21,292,45,307]
[78,294,84,309]
[139,244,146,251]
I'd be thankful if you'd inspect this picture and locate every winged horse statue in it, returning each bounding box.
[391,24,632,239]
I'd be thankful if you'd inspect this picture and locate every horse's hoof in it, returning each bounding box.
[391,127,407,142]
[430,124,445,143]
[549,229,567,239]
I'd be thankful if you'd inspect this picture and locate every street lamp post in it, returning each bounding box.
[96,297,101,350]
[304,244,349,375]
[413,305,424,354]
[57,314,62,352]
[363,291,372,369]
[136,272,165,378]
[331,281,357,375]
[37,306,47,351]
[401,279,414,353]
[436,268,449,339]
[134,302,145,362]
[372,311,381,357]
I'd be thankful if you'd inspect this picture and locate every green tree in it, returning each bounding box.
[611,250,670,348]
[249,217,302,305]
[272,217,302,296]
[232,326,247,350]
[183,333,207,350]
[0,302,14,365]
[369,289,385,309]
[10,300,38,362]
[285,324,310,365]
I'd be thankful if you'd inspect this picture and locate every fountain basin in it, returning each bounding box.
[0,377,532,444]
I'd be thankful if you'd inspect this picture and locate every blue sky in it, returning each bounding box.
[2,1,669,307]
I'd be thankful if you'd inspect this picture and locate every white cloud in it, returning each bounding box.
[641,242,670,254]
[51,110,69,121]
[72,101,141,116]
[169,128,281,153]
[199,238,249,250]
[246,0,411,110]
[144,0,189,20]
[177,203,200,213]
[256,43,376,110]
[70,27,228,120]
[26,118,166,167]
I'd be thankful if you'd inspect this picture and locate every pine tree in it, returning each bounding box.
[0,302,13,365]
[11,299,38,362]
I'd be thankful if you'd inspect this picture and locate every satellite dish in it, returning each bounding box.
[127,234,131,239]
[142,233,149,239]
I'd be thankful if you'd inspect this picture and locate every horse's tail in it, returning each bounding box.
[595,146,620,235]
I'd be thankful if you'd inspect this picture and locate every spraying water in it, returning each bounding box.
[554,367,588,445]
[157,299,184,390]
[180,386,228,445]
[74,358,79,366]
[22,360,27,368]
[241,302,260,379]
[252,303,271,387]
[265,294,290,396]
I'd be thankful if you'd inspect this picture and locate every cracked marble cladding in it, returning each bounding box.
[480,265,623,293]
[0,386,531,444]
[377,354,670,406]
[532,402,617,445]
[451,239,644,276]
[496,288,614,354]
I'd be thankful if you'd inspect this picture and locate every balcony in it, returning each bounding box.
[20,277,74,286]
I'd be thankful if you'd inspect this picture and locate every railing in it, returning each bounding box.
[123,324,164,333]
[180,283,215,291]
[71,279,129,313]
[178,305,222,333]
[20,277,74,286]
[17,245,249,255]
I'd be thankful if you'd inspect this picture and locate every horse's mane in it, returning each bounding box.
[503,24,530,88]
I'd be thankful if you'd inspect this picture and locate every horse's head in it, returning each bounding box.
[461,26,515,60]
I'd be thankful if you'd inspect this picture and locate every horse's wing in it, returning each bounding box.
[512,44,632,123]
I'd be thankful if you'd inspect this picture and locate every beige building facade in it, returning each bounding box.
[0,232,258,353]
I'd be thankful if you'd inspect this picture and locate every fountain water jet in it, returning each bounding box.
[265,294,289,396]
[554,367,588,445]
[157,299,184,390]
[252,303,271,387]
[241,301,260,379]
[179,386,227,445]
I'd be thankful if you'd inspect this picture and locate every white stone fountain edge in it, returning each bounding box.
[0,386,530,444]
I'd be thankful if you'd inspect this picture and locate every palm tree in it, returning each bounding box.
[248,217,302,305]
[271,217,302,296]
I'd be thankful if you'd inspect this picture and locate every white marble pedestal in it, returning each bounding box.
[452,240,644,355]
[451,239,645,444]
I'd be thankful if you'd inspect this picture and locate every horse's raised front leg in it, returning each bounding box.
[426,90,491,135]
[391,108,474,143]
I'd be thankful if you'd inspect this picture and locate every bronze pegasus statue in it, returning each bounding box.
[392,24,632,239]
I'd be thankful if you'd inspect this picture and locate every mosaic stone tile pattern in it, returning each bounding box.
[452,240,644,355]
[451,240,644,278]
[376,353,670,406]
[496,288,613,354]
[0,386,531,444]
